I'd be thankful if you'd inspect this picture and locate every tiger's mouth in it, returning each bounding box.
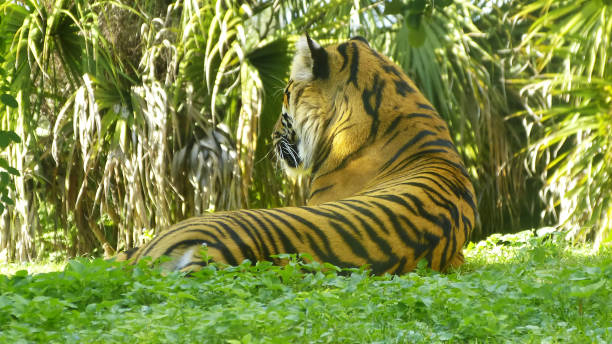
[273,112,302,169]
[275,137,301,168]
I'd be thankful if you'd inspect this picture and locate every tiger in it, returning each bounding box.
[115,35,477,275]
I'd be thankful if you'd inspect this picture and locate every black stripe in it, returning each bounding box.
[379,148,449,177]
[310,115,336,175]
[179,260,209,270]
[462,215,473,241]
[311,139,334,176]
[138,218,212,260]
[361,73,385,138]
[369,199,421,251]
[313,112,376,178]
[382,64,402,78]
[404,194,450,235]
[163,239,207,259]
[350,36,369,45]
[308,38,329,79]
[420,138,458,153]
[164,235,239,266]
[309,184,335,200]
[213,220,258,264]
[264,209,305,242]
[413,169,462,195]
[383,130,401,148]
[392,257,408,275]
[423,232,441,269]
[382,65,415,96]
[327,220,370,261]
[337,43,348,71]
[303,205,362,238]
[378,130,437,173]
[420,156,472,184]
[314,204,398,273]
[385,158,476,214]
[245,210,301,258]
[384,113,434,137]
[332,122,356,137]
[405,156,475,199]
[396,212,429,258]
[236,210,274,260]
[404,173,453,196]
[403,193,453,239]
[334,199,389,235]
[348,42,359,87]
[439,234,451,270]
[406,181,460,225]
[328,204,404,274]
[273,208,350,266]
[394,79,414,96]
[447,234,457,271]
[417,103,435,111]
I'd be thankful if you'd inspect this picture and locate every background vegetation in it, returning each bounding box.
[0,0,610,262]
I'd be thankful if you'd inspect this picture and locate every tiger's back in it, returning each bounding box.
[116,35,477,274]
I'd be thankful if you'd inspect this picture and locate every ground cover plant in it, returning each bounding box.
[0,231,610,343]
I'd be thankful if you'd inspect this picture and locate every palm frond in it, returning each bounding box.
[515,0,612,247]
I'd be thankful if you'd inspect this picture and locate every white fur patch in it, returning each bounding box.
[290,35,315,82]
[297,116,318,172]
[174,246,198,270]
[282,164,311,180]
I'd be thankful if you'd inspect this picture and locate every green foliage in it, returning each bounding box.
[514,0,612,246]
[0,94,17,108]
[0,129,20,213]
[0,25,21,214]
[384,0,453,47]
[1,233,611,343]
[0,0,303,259]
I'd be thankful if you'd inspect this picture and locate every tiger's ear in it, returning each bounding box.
[291,33,330,82]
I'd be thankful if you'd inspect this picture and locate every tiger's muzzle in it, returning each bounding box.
[273,112,302,168]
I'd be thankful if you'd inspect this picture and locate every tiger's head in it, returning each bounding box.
[273,34,452,204]
[273,34,332,179]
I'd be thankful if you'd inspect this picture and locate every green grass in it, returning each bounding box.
[0,231,610,343]
[0,261,66,276]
